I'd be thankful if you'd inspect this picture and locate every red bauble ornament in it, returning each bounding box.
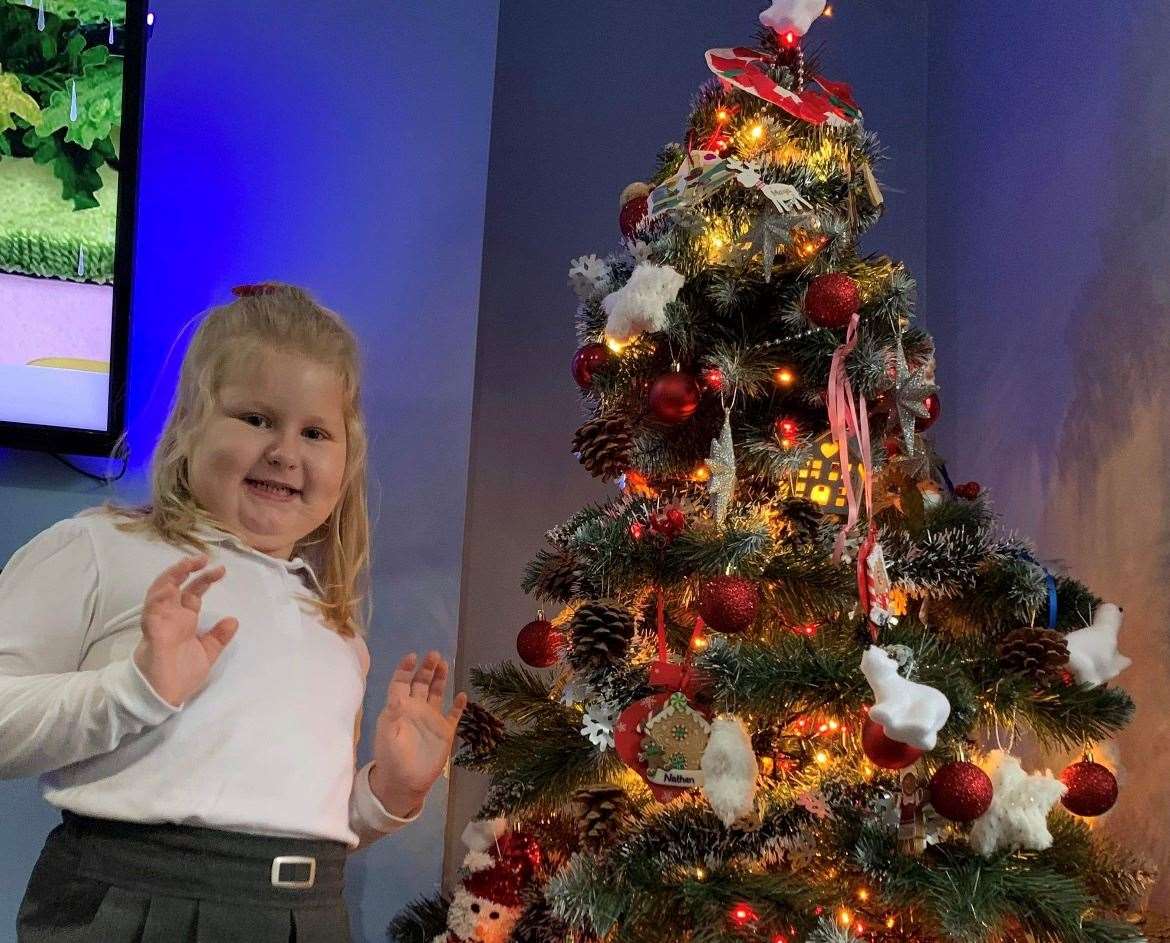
[629,521,646,540]
[882,435,903,457]
[1060,760,1118,817]
[774,416,800,444]
[861,715,924,770]
[955,481,982,501]
[916,393,941,431]
[571,343,609,389]
[804,273,860,329]
[697,575,759,634]
[929,761,994,822]
[701,367,725,392]
[516,616,563,668]
[619,183,651,241]
[648,371,701,424]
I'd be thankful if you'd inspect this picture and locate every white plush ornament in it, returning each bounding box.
[758,0,828,38]
[860,646,951,751]
[1066,603,1132,686]
[602,262,684,345]
[568,253,608,300]
[968,750,1067,857]
[700,715,759,826]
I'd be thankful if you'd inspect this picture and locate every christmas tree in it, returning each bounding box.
[392,4,1152,942]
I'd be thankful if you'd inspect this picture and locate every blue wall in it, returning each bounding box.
[928,0,1170,911]
[0,1,498,940]
[448,0,930,880]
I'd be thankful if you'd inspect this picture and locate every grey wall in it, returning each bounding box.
[448,0,931,882]
[0,1,498,940]
[928,0,1170,911]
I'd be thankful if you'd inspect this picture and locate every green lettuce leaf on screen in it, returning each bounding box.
[0,70,43,133]
[36,49,120,151]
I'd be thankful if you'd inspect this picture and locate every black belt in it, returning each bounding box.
[53,810,348,906]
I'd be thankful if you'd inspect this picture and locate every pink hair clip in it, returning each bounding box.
[231,283,279,298]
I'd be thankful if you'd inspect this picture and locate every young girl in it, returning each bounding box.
[0,283,467,942]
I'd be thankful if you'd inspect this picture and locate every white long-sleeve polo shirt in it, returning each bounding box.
[0,508,420,850]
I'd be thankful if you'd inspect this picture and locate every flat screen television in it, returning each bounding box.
[0,0,146,456]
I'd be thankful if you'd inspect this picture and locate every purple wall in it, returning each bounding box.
[929,0,1170,910]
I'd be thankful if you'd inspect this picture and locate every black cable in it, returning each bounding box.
[49,444,130,485]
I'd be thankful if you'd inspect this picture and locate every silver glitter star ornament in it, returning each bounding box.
[891,336,938,455]
[706,412,736,523]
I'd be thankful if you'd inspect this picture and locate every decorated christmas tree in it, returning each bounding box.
[392,4,1152,942]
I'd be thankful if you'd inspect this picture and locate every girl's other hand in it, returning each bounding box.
[132,555,239,708]
[368,651,467,818]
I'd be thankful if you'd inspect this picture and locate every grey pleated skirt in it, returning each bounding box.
[16,810,352,942]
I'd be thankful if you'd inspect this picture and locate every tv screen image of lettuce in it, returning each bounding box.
[0,0,127,434]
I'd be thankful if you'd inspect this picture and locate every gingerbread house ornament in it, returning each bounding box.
[790,431,866,516]
[641,691,712,789]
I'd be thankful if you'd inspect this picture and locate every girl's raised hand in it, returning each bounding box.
[132,554,239,708]
[368,651,467,818]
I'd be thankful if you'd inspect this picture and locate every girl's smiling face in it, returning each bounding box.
[187,348,348,559]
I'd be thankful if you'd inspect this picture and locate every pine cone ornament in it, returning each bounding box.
[780,497,823,545]
[998,627,1070,681]
[572,416,633,481]
[510,897,572,943]
[457,702,506,757]
[571,785,630,851]
[568,600,635,672]
[535,551,586,603]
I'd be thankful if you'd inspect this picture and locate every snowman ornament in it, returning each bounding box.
[435,818,542,943]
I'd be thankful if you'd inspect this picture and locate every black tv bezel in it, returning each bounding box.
[0,0,147,458]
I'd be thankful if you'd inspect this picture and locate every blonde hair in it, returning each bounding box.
[109,283,370,639]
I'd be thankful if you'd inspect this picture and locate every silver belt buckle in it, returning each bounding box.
[271,855,316,889]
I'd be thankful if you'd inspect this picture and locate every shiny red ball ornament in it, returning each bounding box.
[861,715,924,770]
[571,343,610,389]
[929,761,994,822]
[955,481,982,501]
[516,616,564,668]
[619,183,651,241]
[883,435,903,457]
[648,371,701,424]
[916,393,941,431]
[804,273,860,329]
[697,575,759,634]
[629,521,646,540]
[701,367,725,392]
[1060,760,1118,817]
[774,416,800,444]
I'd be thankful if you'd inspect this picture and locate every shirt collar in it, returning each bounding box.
[190,522,325,596]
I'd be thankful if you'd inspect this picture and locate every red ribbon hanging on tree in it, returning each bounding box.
[826,311,873,561]
[649,590,708,698]
[826,313,886,641]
